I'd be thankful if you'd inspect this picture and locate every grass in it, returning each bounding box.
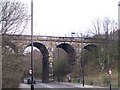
[84,70,118,87]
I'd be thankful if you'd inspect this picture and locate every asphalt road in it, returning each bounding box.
[20,80,119,90]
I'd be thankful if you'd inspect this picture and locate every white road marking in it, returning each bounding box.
[19,83,30,88]
[41,83,53,88]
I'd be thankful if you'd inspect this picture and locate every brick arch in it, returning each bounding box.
[27,42,49,83]
[81,44,99,67]
[84,44,98,51]
[57,43,76,65]
[83,44,98,58]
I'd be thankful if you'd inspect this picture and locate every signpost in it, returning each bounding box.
[29,69,32,75]
[107,69,112,90]
[108,69,112,75]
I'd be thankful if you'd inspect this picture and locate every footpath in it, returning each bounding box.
[61,82,105,88]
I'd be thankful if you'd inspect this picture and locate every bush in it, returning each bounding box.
[86,78,94,85]
[88,79,94,85]
[102,75,109,85]
[2,53,24,88]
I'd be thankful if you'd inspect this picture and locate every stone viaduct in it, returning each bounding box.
[2,34,105,83]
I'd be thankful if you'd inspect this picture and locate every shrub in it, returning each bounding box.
[2,53,23,88]
[86,78,94,85]
[102,75,109,85]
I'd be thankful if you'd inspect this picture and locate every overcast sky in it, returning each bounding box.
[22,0,119,36]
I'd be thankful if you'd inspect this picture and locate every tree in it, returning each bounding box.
[0,1,30,34]
[1,1,30,88]
[88,17,117,38]
[23,49,42,79]
[2,46,23,88]
[53,48,72,82]
[87,17,118,70]
[82,47,100,76]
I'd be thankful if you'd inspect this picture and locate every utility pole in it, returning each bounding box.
[31,0,34,90]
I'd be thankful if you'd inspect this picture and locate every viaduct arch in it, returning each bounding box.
[57,43,75,65]
[2,34,104,83]
[27,42,49,83]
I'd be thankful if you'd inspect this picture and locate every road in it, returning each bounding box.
[35,82,75,88]
[19,81,119,90]
[22,82,75,88]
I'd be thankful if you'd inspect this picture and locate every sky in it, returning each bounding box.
[14,0,119,53]
[19,0,119,36]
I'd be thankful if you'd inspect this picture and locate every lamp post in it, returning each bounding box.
[80,33,84,87]
[58,48,60,83]
[71,32,76,37]
[31,0,34,90]
[70,32,84,86]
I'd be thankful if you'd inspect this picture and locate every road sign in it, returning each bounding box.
[29,69,32,74]
[108,69,112,75]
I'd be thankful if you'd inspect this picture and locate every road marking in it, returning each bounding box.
[19,83,30,88]
[41,83,53,88]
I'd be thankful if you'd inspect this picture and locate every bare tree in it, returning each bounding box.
[87,17,118,70]
[89,17,117,38]
[0,1,30,34]
[1,1,30,89]
[91,19,101,37]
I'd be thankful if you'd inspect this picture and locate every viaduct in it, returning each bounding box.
[2,34,105,83]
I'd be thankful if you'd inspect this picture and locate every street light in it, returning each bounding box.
[31,0,34,90]
[70,32,84,87]
[58,48,60,83]
[70,32,85,86]
[71,32,76,37]
[80,33,85,87]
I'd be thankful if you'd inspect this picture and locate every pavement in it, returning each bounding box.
[61,82,106,88]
